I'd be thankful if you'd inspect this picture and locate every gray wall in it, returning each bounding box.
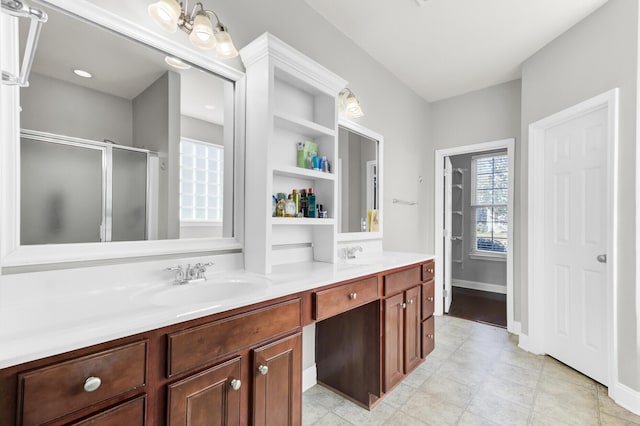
[431,79,521,312]
[132,71,181,239]
[521,0,638,390]
[450,152,507,288]
[21,72,133,144]
[181,115,224,146]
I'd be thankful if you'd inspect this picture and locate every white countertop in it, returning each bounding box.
[0,251,433,369]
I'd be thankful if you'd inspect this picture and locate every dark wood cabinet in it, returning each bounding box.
[167,357,241,426]
[383,285,421,392]
[252,333,302,426]
[72,396,145,426]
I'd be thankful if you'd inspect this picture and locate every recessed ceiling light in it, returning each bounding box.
[204,104,216,110]
[73,69,92,78]
[164,56,191,70]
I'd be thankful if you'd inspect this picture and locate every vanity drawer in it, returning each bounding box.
[18,341,147,426]
[168,299,301,377]
[422,260,435,282]
[383,266,421,296]
[72,395,145,425]
[421,316,435,358]
[421,280,435,320]
[313,276,378,320]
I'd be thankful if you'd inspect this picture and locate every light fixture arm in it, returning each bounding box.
[204,9,222,26]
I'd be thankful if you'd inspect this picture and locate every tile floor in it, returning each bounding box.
[302,315,640,426]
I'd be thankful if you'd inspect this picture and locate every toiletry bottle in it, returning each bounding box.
[285,194,296,217]
[321,156,328,172]
[272,195,277,217]
[300,189,308,217]
[292,189,300,214]
[296,142,305,168]
[307,187,316,218]
[276,193,286,217]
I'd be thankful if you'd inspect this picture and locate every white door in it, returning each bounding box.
[444,157,453,313]
[543,106,608,384]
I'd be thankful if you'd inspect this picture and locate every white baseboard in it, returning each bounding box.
[518,332,532,353]
[452,279,506,294]
[302,364,317,392]
[610,381,640,416]
[507,320,521,336]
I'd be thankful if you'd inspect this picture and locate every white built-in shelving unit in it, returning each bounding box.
[452,168,465,266]
[240,33,347,274]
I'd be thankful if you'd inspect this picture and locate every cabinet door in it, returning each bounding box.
[383,292,405,392]
[252,333,302,426]
[404,286,422,374]
[167,357,241,426]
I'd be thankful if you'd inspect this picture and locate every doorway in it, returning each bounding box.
[527,89,618,387]
[434,139,516,333]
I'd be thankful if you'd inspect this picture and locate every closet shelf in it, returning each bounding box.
[272,217,335,226]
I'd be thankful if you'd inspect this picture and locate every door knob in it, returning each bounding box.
[596,254,607,264]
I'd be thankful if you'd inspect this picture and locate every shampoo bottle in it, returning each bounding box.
[285,194,296,217]
[300,189,308,217]
[307,187,316,218]
[276,193,286,217]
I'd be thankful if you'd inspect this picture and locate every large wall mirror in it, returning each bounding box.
[337,120,383,239]
[19,2,234,244]
[1,0,245,266]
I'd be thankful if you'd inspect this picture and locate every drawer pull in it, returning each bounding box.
[348,292,357,300]
[257,365,269,376]
[83,376,102,393]
[230,378,241,391]
[426,268,434,274]
[427,296,434,302]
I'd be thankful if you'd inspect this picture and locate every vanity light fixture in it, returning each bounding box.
[338,88,364,118]
[73,69,92,78]
[164,55,192,69]
[148,0,239,59]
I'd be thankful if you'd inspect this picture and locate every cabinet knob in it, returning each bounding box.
[427,334,434,340]
[427,268,434,274]
[230,378,241,391]
[348,292,357,300]
[408,299,414,305]
[427,296,434,302]
[257,364,269,376]
[401,302,407,309]
[83,376,102,393]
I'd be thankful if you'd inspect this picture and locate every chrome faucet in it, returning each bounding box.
[346,245,363,259]
[165,262,214,285]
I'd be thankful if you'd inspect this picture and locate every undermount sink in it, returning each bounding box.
[150,275,271,307]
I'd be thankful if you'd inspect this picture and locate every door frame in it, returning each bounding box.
[434,138,516,333]
[527,89,618,388]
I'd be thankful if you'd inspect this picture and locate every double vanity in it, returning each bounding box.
[0,254,435,425]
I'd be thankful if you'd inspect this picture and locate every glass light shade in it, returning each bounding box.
[214,27,239,59]
[345,94,364,118]
[148,0,181,33]
[189,13,216,49]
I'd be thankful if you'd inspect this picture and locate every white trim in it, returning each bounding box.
[0,1,247,269]
[452,279,506,294]
[338,118,384,242]
[302,364,318,392]
[468,252,506,262]
[434,138,516,334]
[609,382,640,416]
[527,89,618,388]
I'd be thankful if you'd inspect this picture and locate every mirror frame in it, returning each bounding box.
[0,0,246,269]
[337,118,384,243]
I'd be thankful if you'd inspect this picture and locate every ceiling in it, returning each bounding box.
[305,0,608,102]
[22,5,227,125]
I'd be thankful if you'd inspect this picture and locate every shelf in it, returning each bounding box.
[451,236,463,241]
[273,166,335,181]
[453,184,464,189]
[274,112,335,138]
[452,259,464,264]
[453,211,463,215]
[272,217,335,226]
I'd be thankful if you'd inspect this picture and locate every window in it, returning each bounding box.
[179,138,224,222]
[471,152,508,257]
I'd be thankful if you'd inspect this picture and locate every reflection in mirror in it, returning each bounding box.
[338,125,379,233]
[18,2,235,245]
